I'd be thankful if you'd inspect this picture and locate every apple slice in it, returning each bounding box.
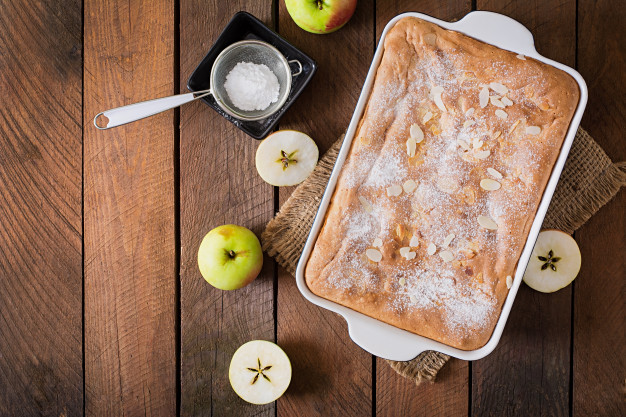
[229,340,292,405]
[255,130,318,186]
[523,230,581,293]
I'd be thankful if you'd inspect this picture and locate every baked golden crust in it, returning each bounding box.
[305,17,579,350]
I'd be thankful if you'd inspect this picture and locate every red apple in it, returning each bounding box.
[284,0,358,34]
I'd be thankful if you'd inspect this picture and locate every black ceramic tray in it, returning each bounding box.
[187,12,317,139]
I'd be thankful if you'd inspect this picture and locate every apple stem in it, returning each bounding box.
[228,250,236,259]
[317,0,323,10]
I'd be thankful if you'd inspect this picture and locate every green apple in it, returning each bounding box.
[229,340,292,404]
[285,0,358,34]
[197,224,263,290]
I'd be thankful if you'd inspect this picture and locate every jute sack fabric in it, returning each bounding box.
[261,127,625,385]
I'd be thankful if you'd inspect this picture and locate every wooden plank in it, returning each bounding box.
[83,0,176,415]
[179,2,275,416]
[276,1,375,416]
[377,358,469,417]
[0,0,83,415]
[573,0,626,415]
[374,2,472,416]
[471,1,576,416]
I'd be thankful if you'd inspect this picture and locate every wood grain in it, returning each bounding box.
[276,1,375,416]
[374,2,471,416]
[471,1,576,416]
[574,0,626,415]
[0,0,83,415]
[179,1,275,416]
[83,0,176,415]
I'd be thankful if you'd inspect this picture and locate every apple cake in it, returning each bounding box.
[304,16,579,350]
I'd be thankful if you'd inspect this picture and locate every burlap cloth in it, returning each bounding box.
[261,127,625,384]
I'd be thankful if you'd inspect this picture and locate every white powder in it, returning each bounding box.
[223,62,280,111]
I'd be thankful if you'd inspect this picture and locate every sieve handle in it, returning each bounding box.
[93,89,212,129]
[288,59,303,77]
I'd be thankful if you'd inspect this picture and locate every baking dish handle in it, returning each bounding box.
[346,313,428,361]
[452,11,538,57]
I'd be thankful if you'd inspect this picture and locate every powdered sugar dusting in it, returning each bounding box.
[393,267,496,335]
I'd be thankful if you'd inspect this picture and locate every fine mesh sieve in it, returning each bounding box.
[210,40,301,121]
[93,39,303,130]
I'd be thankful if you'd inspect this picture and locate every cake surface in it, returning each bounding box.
[304,17,579,350]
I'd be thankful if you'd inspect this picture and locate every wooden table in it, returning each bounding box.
[1,0,624,415]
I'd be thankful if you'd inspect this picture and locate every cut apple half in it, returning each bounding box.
[255,130,319,186]
[523,230,581,293]
[229,340,292,405]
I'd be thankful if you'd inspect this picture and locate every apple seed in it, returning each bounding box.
[538,249,561,271]
[247,357,273,385]
[276,150,297,171]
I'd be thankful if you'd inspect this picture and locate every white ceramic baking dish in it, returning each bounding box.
[295,11,588,361]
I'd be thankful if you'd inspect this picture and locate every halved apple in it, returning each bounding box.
[255,130,318,186]
[523,230,581,293]
[229,340,292,405]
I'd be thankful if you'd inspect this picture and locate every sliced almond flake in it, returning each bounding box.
[403,179,418,194]
[495,109,508,119]
[506,275,513,289]
[406,137,417,157]
[410,295,418,303]
[480,178,501,191]
[490,96,506,108]
[422,111,433,123]
[501,96,513,106]
[457,139,470,150]
[516,54,526,60]
[465,107,475,117]
[424,33,437,46]
[508,119,521,134]
[386,185,402,197]
[396,224,406,240]
[406,251,416,260]
[475,150,491,160]
[479,86,489,108]
[427,243,437,255]
[492,131,502,140]
[399,247,410,257]
[430,86,446,112]
[463,120,476,128]
[442,233,455,247]
[358,196,373,213]
[478,215,498,230]
[372,238,383,248]
[365,248,383,262]
[489,82,509,95]
[461,151,473,162]
[410,123,424,143]
[472,137,483,149]
[409,235,420,247]
[526,126,541,135]
[487,167,503,179]
[439,250,454,262]
[399,277,406,286]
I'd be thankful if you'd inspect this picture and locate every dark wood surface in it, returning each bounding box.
[0,1,83,416]
[0,0,624,416]
[83,0,177,415]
